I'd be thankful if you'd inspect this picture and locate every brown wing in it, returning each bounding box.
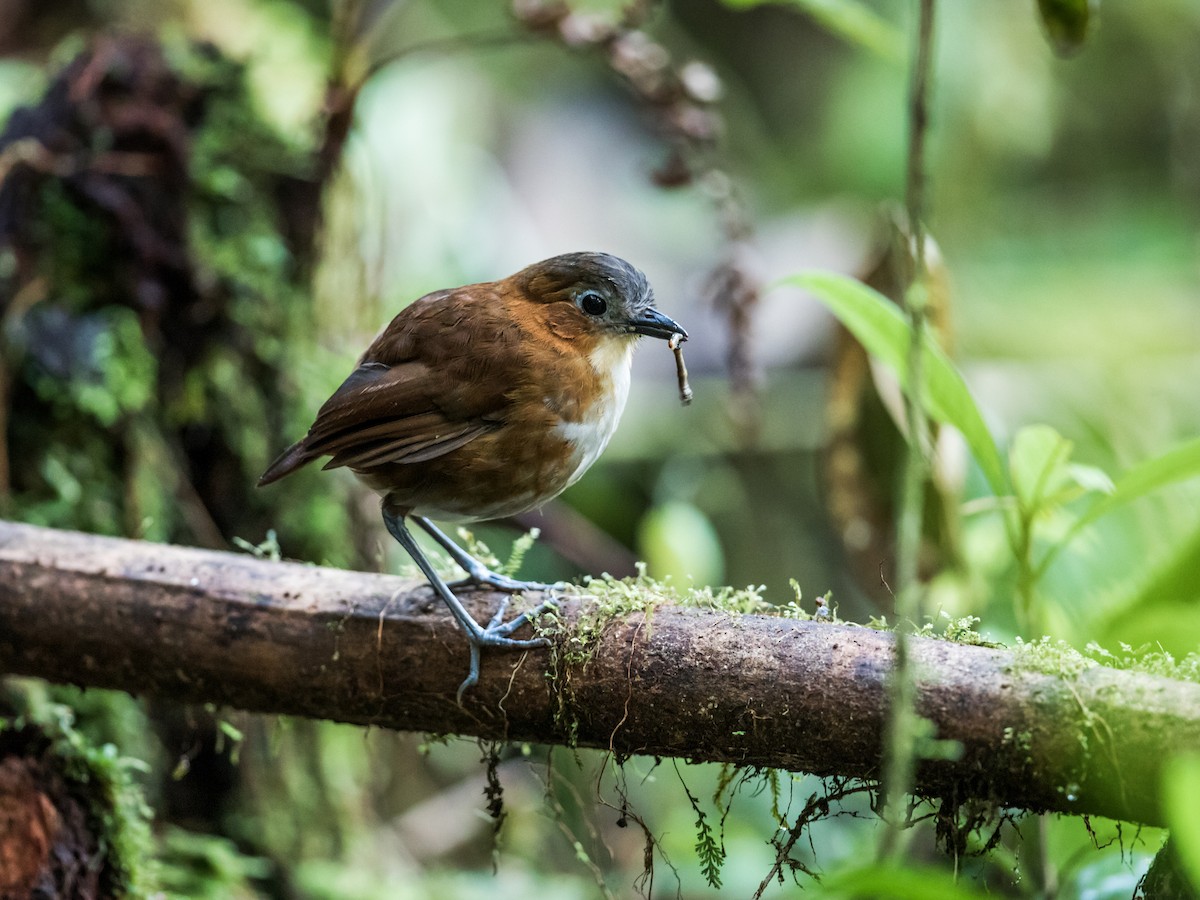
[258,285,522,485]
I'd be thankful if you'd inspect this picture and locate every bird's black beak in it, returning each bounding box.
[627,307,688,341]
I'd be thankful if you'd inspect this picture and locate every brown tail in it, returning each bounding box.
[257,439,316,487]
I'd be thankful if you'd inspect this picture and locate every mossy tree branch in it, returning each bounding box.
[1,520,1196,828]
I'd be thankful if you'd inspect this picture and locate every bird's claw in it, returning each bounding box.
[447,569,569,594]
[486,595,558,635]
[456,594,558,704]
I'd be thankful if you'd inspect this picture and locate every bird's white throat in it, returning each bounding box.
[555,337,635,487]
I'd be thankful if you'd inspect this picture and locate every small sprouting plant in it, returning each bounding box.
[232,529,283,561]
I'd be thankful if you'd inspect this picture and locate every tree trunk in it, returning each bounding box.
[0,725,109,898]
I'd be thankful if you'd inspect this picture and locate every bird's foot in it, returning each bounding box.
[456,594,559,704]
[447,564,568,595]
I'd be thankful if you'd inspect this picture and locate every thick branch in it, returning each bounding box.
[1,521,1195,826]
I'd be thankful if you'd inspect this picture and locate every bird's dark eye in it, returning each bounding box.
[579,292,608,317]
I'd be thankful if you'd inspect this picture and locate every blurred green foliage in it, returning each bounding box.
[1,0,1199,896]
[156,827,271,899]
[722,0,904,63]
[1163,753,1200,893]
[1036,0,1096,57]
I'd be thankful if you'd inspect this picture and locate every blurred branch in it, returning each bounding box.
[1,520,1197,829]
[510,502,639,579]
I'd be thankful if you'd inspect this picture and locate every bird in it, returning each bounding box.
[258,252,687,699]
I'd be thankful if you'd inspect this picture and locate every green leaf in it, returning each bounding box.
[787,271,1007,496]
[1161,753,1200,892]
[637,500,725,586]
[1064,463,1115,497]
[1079,435,1200,529]
[1009,425,1074,514]
[815,862,992,899]
[694,810,725,889]
[1034,436,1200,582]
[1036,0,1097,58]
[501,527,540,577]
[721,0,904,63]
[1095,521,1200,656]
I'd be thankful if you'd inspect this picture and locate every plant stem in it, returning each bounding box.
[880,0,938,862]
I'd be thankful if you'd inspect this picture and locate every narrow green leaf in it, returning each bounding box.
[1161,753,1200,892]
[721,0,904,63]
[1079,435,1200,528]
[787,271,1007,495]
[1035,435,1200,580]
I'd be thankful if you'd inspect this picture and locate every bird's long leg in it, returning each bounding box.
[412,515,569,594]
[383,510,553,701]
